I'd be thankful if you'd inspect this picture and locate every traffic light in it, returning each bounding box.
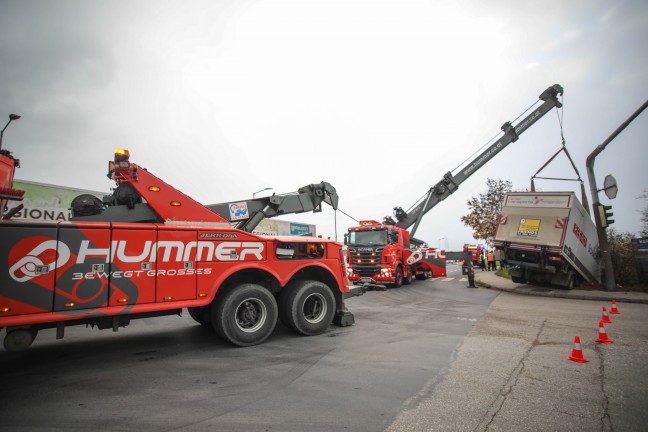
[597,204,614,228]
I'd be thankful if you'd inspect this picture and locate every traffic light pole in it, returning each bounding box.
[586,99,648,291]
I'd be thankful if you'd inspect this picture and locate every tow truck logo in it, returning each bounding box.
[229,202,249,221]
[407,249,445,265]
[9,240,71,282]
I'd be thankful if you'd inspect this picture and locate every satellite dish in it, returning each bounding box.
[603,174,618,200]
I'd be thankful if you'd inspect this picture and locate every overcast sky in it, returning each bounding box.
[1,0,647,249]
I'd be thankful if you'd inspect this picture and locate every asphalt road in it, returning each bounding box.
[3,263,646,431]
[387,277,648,432]
[0,263,497,432]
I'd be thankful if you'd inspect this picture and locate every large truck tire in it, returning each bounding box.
[565,273,576,290]
[278,280,335,336]
[212,283,278,347]
[403,266,413,285]
[392,267,403,288]
[187,306,211,327]
[509,267,526,284]
[4,328,38,352]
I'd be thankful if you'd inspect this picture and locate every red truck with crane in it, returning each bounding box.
[0,147,354,352]
[462,243,486,273]
[346,220,445,288]
[345,84,564,288]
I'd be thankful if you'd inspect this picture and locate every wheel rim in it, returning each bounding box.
[235,298,267,333]
[303,293,328,324]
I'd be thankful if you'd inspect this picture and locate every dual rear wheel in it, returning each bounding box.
[191,280,336,347]
[278,280,336,336]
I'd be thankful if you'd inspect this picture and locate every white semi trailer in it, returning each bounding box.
[494,192,601,289]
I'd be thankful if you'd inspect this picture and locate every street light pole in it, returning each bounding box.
[253,187,273,199]
[0,114,21,151]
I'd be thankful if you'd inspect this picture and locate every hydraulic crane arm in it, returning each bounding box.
[206,182,339,233]
[385,84,564,237]
[70,150,339,232]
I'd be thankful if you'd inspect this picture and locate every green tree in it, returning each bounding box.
[461,178,512,247]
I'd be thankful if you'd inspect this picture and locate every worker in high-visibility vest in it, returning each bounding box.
[487,251,495,271]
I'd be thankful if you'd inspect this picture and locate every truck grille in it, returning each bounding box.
[349,247,383,276]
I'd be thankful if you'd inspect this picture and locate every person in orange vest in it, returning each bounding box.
[487,251,495,271]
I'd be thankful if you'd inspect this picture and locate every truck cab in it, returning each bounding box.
[346,221,412,288]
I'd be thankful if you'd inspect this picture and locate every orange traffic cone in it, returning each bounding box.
[567,336,589,363]
[595,320,614,344]
[610,300,621,315]
[601,306,613,324]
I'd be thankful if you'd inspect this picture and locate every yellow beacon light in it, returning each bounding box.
[114,148,130,164]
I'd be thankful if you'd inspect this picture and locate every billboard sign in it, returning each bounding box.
[4,180,106,222]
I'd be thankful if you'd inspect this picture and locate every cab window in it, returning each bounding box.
[276,242,325,260]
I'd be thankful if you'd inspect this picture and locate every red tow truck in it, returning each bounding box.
[346,220,445,288]
[461,244,486,273]
[345,84,564,289]
[0,148,354,351]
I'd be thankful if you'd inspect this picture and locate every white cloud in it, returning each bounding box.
[2,0,647,248]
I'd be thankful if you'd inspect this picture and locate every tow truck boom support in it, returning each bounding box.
[206,182,339,233]
[387,84,564,237]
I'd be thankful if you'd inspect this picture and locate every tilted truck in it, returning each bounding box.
[345,84,564,289]
[493,192,601,288]
[0,148,354,351]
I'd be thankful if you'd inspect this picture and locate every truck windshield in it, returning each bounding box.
[347,229,387,246]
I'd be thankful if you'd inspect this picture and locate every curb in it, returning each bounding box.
[475,279,648,304]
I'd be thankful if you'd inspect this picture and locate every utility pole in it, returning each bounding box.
[586,99,648,291]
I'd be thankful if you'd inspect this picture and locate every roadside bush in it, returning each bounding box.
[495,268,510,279]
[607,229,645,290]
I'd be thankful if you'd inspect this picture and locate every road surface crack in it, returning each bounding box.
[595,344,613,432]
[475,319,546,432]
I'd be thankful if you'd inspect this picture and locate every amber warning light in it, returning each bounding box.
[114,148,130,166]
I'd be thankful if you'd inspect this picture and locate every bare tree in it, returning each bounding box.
[461,178,512,247]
